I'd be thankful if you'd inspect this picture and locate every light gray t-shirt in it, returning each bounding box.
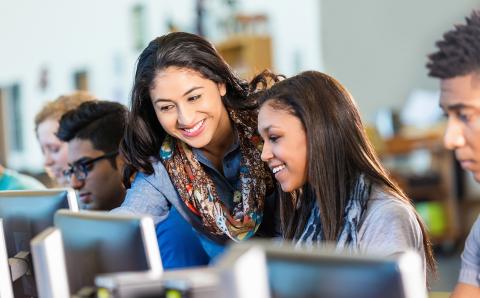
[458,215,480,286]
[357,189,426,277]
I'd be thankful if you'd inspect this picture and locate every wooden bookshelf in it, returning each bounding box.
[381,134,461,246]
[216,35,272,80]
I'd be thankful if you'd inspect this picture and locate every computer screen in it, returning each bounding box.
[0,189,78,297]
[53,210,162,295]
[217,241,427,298]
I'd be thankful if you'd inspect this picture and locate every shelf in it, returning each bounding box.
[216,35,272,80]
[381,134,460,245]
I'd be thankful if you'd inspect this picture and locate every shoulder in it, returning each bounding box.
[1,169,45,190]
[131,160,172,191]
[462,215,480,261]
[117,160,177,224]
[358,186,425,277]
[359,187,423,250]
[463,216,480,253]
[458,216,480,286]
[468,216,480,239]
[127,159,178,196]
[362,188,418,224]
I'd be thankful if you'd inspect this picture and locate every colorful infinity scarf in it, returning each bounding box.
[160,109,274,242]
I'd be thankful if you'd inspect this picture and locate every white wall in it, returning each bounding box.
[2,0,478,172]
[237,0,324,75]
[0,0,323,172]
[0,0,166,170]
[321,0,480,122]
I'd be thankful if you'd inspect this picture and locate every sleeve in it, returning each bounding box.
[110,171,170,225]
[358,199,426,273]
[17,174,46,190]
[458,216,480,287]
[2,170,46,190]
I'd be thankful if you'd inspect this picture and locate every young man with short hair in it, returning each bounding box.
[427,10,480,297]
[58,100,127,210]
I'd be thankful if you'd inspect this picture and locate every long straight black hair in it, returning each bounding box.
[121,32,278,181]
[257,70,436,276]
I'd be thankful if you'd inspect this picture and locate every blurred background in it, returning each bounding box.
[1,0,479,291]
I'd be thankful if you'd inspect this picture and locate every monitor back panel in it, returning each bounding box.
[55,212,151,294]
[267,254,405,298]
[0,190,73,256]
[0,189,74,297]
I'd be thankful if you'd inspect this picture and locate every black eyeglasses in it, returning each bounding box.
[63,151,118,183]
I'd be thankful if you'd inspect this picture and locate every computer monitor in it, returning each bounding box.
[264,242,426,298]
[0,189,78,297]
[51,210,162,295]
[30,227,70,298]
[215,243,270,298]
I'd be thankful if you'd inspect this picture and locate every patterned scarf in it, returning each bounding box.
[160,109,274,242]
[296,175,371,253]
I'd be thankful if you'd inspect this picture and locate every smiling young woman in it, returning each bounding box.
[117,32,282,263]
[257,70,436,285]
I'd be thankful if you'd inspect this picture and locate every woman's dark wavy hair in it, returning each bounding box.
[257,70,436,277]
[121,32,279,183]
[427,10,480,79]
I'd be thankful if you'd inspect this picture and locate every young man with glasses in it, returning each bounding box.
[57,100,127,211]
[427,10,480,297]
[57,100,209,269]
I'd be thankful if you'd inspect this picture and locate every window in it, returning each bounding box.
[1,84,23,153]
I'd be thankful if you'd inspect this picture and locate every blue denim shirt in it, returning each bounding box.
[114,138,279,260]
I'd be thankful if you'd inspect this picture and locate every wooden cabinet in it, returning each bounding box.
[381,134,461,245]
[215,35,272,80]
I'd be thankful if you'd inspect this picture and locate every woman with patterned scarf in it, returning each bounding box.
[257,71,436,284]
[117,32,280,264]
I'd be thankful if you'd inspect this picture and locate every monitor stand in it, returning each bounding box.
[8,251,30,281]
